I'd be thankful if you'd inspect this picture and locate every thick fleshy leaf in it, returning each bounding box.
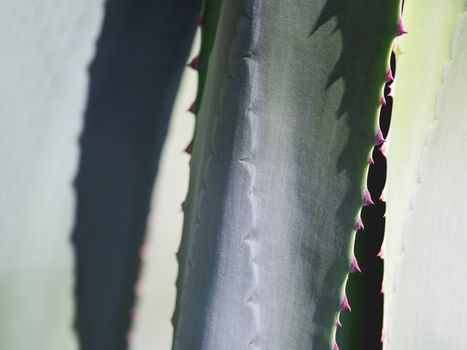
[193,0,223,116]
[72,1,201,349]
[173,0,398,348]
[171,0,223,338]
[0,1,104,349]
[384,1,467,348]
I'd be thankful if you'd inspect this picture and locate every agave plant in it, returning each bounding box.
[173,0,467,349]
[173,0,398,348]
[2,0,467,349]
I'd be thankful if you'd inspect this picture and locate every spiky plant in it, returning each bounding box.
[2,0,467,349]
[174,0,467,349]
[0,1,201,349]
[383,0,467,348]
[173,0,400,348]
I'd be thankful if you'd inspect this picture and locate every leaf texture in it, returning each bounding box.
[384,1,467,348]
[173,0,398,348]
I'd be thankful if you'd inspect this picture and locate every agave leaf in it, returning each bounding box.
[384,1,467,348]
[173,0,398,348]
[171,0,223,337]
[193,0,223,116]
[72,1,201,349]
[0,1,104,349]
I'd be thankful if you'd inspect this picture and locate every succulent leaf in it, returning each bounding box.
[173,0,399,348]
[384,1,467,348]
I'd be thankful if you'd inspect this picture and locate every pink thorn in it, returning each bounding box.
[377,247,384,259]
[381,328,386,343]
[134,281,144,297]
[386,68,394,82]
[188,102,197,114]
[188,56,199,70]
[333,341,340,350]
[381,281,385,294]
[181,200,186,211]
[368,154,374,165]
[363,189,374,206]
[139,245,148,261]
[388,82,396,97]
[379,142,388,157]
[196,15,204,26]
[184,142,193,155]
[336,317,342,327]
[379,189,386,202]
[126,331,134,346]
[380,95,387,106]
[355,217,365,231]
[396,17,408,37]
[341,295,351,312]
[350,256,361,273]
[376,127,385,145]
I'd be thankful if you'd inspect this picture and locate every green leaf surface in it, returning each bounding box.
[174,0,398,348]
[194,0,223,116]
[384,1,467,348]
[0,1,104,349]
